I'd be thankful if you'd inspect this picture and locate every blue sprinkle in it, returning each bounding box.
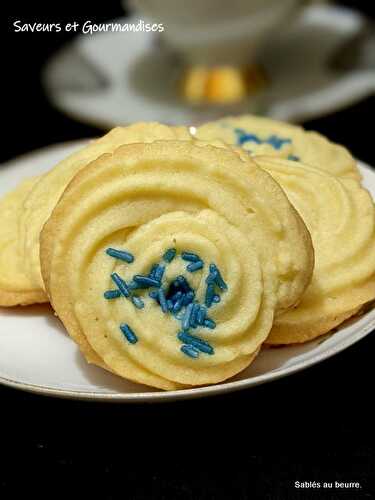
[288,154,300,161]
[167,299,174,311]
[153,264,165,282]
[182,290,195,306]
[181,344,199,359]
[170,291,183,304]
[106,248,134,263]
[175,275,191,293]
[103,289,121,300]
[267,135,291,150]
[190,303,200,328]
[173,299,184,314]
[181,252,200,262]
[178,331,214,355]
[205,283,215,308]
[131,296,145,309]
[197,305,207,325]
[173,294,184,314]
[206,269,217,285]
[128,281,140,290]
[111,273,130,298]
[163,248,176,263]
[133,275,161,288]
[148,264,159,279]
[157,288,168,313]
[149,290,158,300]
[187,261,204,273]
[204,318,216,330]
[212,294,221,304]
[209,263,227,291]
[171,291,184,313]
[182,303,194,330]
[235,128,262,146]
[120,324,138,344]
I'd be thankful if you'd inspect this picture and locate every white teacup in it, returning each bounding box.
[129,0,311,65]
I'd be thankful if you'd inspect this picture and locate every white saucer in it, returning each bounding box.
[43,5,375,128]
[0,140,374,402]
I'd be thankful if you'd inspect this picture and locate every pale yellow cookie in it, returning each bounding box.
[194,114,360,179]
[19,123,191,293]
[0,177,48,306]
[254,156,375,344]
[40,141,313,389]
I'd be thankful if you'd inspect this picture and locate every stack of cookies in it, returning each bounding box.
[1,115,374,390]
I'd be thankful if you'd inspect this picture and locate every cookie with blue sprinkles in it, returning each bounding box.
[40,140,313,389]
[194,114,360,179]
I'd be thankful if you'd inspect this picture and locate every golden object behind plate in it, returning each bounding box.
[181,64,267,104]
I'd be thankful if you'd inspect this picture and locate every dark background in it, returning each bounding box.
[1,1,375,499]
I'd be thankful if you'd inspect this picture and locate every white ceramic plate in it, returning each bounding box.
[43,5,375,128]
[0,141,374,402]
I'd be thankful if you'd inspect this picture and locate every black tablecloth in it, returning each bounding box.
[1,1,374,498]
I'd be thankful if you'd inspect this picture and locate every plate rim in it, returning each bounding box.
[0,307,374,402]
[0,152,374,402]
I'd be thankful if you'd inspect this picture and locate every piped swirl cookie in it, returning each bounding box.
[254,156,375,344]
[19,123,191,294]
[0,177,48,306]
[40,141,313,389]
[194,114,360,179]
